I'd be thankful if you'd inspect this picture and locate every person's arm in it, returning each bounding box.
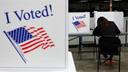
[93,25,102,36]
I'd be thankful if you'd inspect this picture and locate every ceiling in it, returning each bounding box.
[69,0,128,16]
[69,0,127,3]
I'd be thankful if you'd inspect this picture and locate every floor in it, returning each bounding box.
[69,46,128,72]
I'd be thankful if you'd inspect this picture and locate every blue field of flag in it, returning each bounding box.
[73,21,80,26]
[7,27,33,44]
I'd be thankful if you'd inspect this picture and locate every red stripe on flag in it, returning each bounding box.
[43,45,50,49]
[50,44,55,47]
[30,29,45,34]
[26,27,35,31]
[47,39,51,41]
[44,36,49,39]
[22,39,45,50]
[23,43,44,54]
[20,37,41,47]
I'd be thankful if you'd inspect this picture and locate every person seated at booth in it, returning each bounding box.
[93,17,121,64]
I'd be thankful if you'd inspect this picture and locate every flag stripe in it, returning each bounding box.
[17,28,20,43]
[22,39,45,50]
[42,41,54,49]
[30,29,45,34]
[49,42,53,44]
[18,28,20,43]
[43,43,54,49]
[21,28,25,43]
[23,43,43,54]
[24,28,28,42]
[15,29,18,42]
[15,29,19,42]
[47,39,51,41]
[44,36,52,42]
[43,45,50,49]
[20,37,41,47]
[22,28,25,43]
[32,30,46,37]
[27,27,35,31]
[41,33,47,37]
[44,36,49,39]
[50,44,54,47]
[22,40,46,53]
[14,30,16,42]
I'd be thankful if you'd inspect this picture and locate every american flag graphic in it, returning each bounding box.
[5,26,55,54]
[73,21,86,31]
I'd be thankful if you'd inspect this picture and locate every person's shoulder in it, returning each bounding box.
[109,21,116,25]
[109,21,114,24]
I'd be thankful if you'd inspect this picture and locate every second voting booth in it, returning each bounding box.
[69,11,124,59]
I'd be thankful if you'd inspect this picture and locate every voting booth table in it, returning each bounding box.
[0,0,76,72]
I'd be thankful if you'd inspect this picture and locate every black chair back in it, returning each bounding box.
[98,37,121,55]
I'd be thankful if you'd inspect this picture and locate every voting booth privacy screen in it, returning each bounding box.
[0,0,67,69]
[94,11,124,32]
[68,12,90,34]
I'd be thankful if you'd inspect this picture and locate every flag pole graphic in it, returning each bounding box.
[3,31,27,63]
[73,24,79,31]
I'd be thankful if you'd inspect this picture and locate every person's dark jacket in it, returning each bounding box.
[93,21,121,54]
[93,21,120,37]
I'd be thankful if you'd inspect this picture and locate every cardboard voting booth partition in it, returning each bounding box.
[0,0,67,70]
[94,11,124,32]
[68,12,90,34]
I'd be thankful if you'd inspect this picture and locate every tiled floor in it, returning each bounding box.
[69,47,128,72]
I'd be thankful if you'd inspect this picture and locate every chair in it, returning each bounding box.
[97,37,121,72]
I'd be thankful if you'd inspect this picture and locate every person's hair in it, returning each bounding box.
[97,17,108,25]
[97,17,110,29]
